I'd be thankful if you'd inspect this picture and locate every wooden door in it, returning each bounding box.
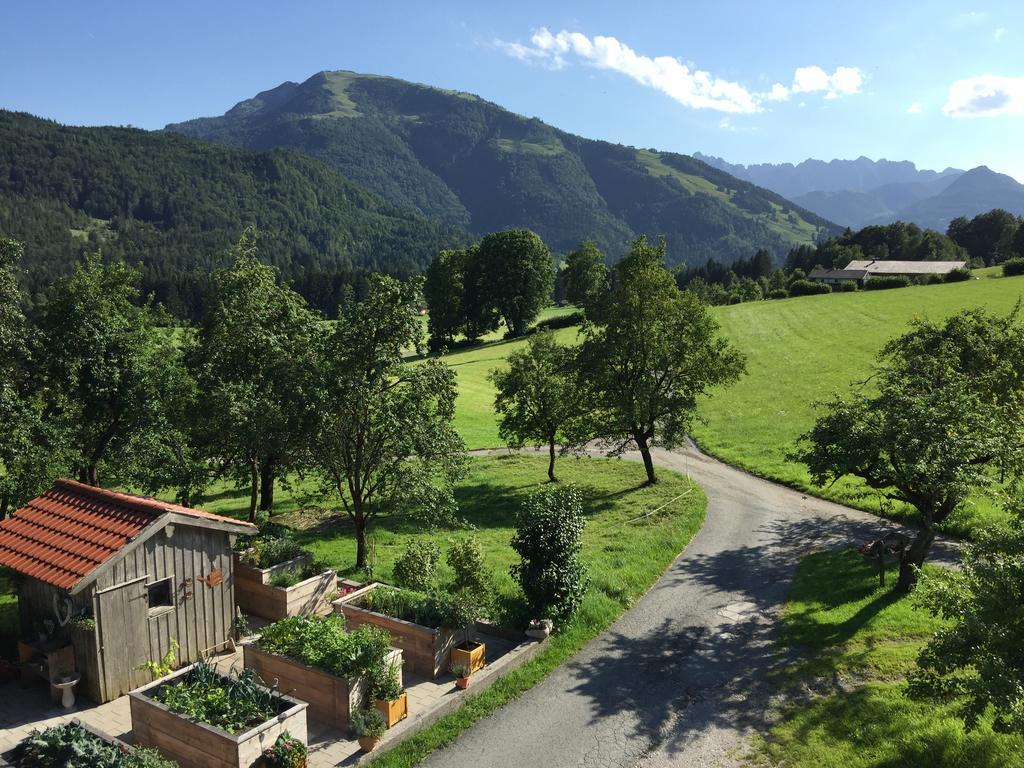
[96,578,152,699]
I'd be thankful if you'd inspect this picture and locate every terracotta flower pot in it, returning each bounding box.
[455,676,470,690]
[358,736,380,753]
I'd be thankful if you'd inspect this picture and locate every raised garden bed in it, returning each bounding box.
[129,662,307,768]
[234,548,336,621]
[333,583,468,678]
[0,719,172,767]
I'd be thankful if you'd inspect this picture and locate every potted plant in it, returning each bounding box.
[350,708,387,753]
[451,662,471,690]
[370,659,408,728]
[262,731,307,768]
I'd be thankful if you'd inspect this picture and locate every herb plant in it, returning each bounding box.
[257,615,391,680]
[157,659,285,733]
[350,708,387,740]
[239,536,307,568]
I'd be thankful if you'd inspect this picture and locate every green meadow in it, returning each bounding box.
[442,272,1024,535]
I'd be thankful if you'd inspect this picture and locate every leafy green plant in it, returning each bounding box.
[239,536,307,568]
[349,707,387,740]
[450,662,471,679]
[158,659,285,734]
[16,723,176,767]
[510,486,588,625]
[262,731,307,768]
[235,607,252,639]
[257,615,391,679]
[269,559,331,588]
[140,639,178,679]
[447,537,493,610]
[392,540,440,592]
[70,614,96,632]
[368,659,403,702]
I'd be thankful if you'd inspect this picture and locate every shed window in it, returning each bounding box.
[146,578,174,613]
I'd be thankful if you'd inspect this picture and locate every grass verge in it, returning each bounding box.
[755,549,1024,767]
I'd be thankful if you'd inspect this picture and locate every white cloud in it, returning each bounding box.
[907,101,923,114]
[994,27,1007,40]
[943,74,1024,117]
[494,28,863,113]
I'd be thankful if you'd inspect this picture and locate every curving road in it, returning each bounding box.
[422,443,958,768]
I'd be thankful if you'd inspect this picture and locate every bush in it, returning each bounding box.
[392,540,440,592]
[864,275,911,290]
[257,616,391,679]
[944,267,972,282]
[239,536,306,568]
[16,723,177,767]
[350,708,387,740]
[534,310,584,331]
[767,289,789,299]
[837,281,858,292]
[1002,258,1024,277]
[510,486,588,626]
[368,657,403,702]
[788,279,831,296]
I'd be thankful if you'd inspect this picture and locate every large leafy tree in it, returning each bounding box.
[794,308,1024,590]
[948,209,1021,264]
[477,229,554,337]
[312,274,465,569]
[0,239,71,517]
[561,241,607,312]
[37,253,182,487]
[193,234,322,519]
[908,520,1024,733]
[490,332,587,481]
[423,248,467,350]
[580,236,746,484]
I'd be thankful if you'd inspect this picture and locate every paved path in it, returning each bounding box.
[423,443,957,768]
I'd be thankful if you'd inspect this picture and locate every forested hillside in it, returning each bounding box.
[167,70,840,264]
[0,110,466,317]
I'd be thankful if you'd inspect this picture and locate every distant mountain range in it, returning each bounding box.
[694,154,1024,231]
[166,70,839,264]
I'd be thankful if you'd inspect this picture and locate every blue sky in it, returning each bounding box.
[3,1,1023,180]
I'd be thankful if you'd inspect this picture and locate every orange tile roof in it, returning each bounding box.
[0,480,256,591]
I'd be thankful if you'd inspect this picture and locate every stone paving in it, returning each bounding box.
[0,629,539,766]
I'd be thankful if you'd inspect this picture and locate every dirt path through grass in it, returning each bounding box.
[419,443,958,768]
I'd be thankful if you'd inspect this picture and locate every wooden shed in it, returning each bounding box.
[0,480,256,703]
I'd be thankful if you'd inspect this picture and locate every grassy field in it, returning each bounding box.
[756,550,1024,767]
[441,274,1024,534]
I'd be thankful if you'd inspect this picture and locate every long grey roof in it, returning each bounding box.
[845,260,967,274]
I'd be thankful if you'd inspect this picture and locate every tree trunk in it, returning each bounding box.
[355,515,368,570]
[896,526,936,592]
[548,437,557,482]
[247,460,259,523]
[635,434,657,484]
[85,464,97,486]
[0,496,8,521]
[259,461,275,512]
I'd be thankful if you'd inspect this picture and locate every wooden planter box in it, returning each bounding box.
[129,664,307,768]
[373,690,409,728]
[0,719,132,766]
[333,583,467,679]
[243,643,402,730]
[234,553,336,621]
[451,640,486,675]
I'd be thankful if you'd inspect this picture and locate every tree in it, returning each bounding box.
[193,234,322,519]
[580,237,746,484]
[490,332,587,481]
[510,485,588,625]
[794,308,1024,590]
[477,229,554,337]
[312,274,466,569]
[0,239,72,517]
[561,241,607,312]
[424,249,466,351]
[948,209,1021,264]
[37,253,180,487]
[908,521,1024,734]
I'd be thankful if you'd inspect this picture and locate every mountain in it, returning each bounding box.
[693,153,963,199]
[166,70,839,265]
[0,110,466,318]
[891,167,1024,231]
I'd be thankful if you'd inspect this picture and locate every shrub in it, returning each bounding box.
[392,540,440,592]
[239,536,306,568]
[864,275,911,290]
[268,559,331,588]
[944,267,972,282]
[368,658,403,702]
[510,485,588,625]
[534,310,584,331]
[263,731,307,768]
[350,708,387,740]
[837,281,858,292]
[447,538,493,598]
[787,279,831,297]
[1003,258,1024,277]
[257,616,391,679]
[767,289,789,299]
